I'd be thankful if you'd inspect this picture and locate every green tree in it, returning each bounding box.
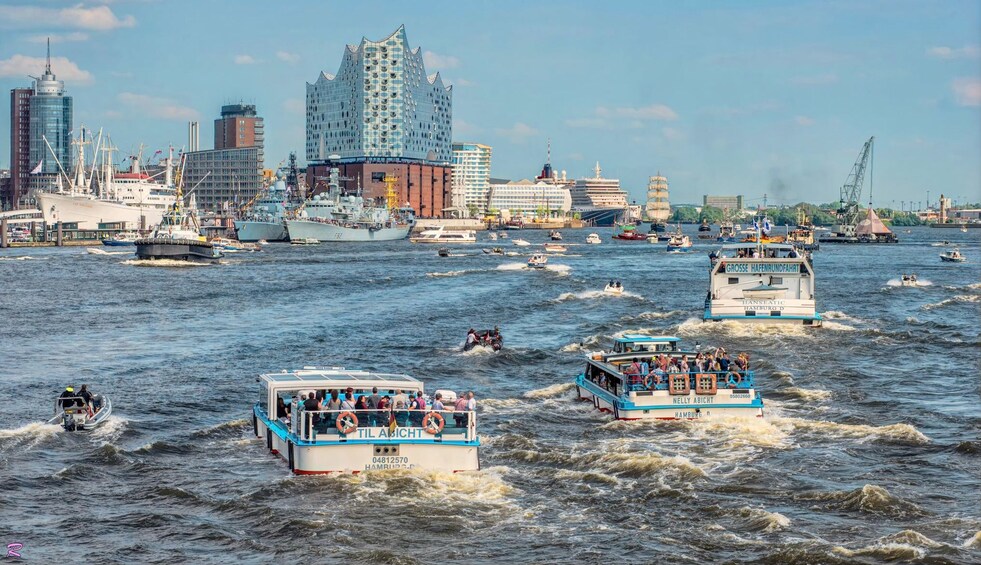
[698,206,725,224]
[672,207,699,223]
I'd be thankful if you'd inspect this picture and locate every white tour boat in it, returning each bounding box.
[575,335,764,420]
[253,367,479,474]
[586,233,602,245]
[705,241,822,326]
[47,388,112,431]
[409,225,477,244]
[512,238,532,247]
[528,254,548,268]
[940,249,966,263]
[544,243,567,252]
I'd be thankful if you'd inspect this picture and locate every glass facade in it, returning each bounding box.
[184,147,263,211]
[451,143,492,213]
[306,26,452,164]
[27,63,72,188]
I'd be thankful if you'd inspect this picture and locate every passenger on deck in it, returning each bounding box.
[432,393,445,412]
[303,393,322,429]
[341,392,356,412]
[718,351,731,372]
[78,384,96,416]
[466,391,476,414]
[393,389,408,410]
[355,394,370,417]
[667,358,680,374]
[411,391,427,426]
[59,386,82,409]
[276,397,290,420]
[679,356,690,374]
[454,392,468,428]
[466,329,477,348]
[368,387,382,426]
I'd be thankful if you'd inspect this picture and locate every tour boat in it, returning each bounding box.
[575,335,764,420]
[940,249,966,263]
[409,225,477,244]
[47,392,112,431]
[253,367,480,474]
[528,254,548,268]
[544,243,567,252]
[586,233,602,245]
[102,232,140,246]
[512,238,531,247]
[705,241,822,326]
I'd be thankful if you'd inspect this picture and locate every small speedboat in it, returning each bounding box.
[940,249,966,262]
[102,232,140,246]
[498,231,508,239]
[488,232,498,241]
[544,243,567,252]
[604,282,624,295]
[528,254,548,268]
[646,233,661,243]
[291,237,320,245]
[482,247,504,255]
[437,247,450,257]
[586,233,602,245]
[464,329,503,352]
[47,392,112,431]
[549,230,563,241]
[900,274,919,287]
[513,239,531,247]
[931,241,952,247]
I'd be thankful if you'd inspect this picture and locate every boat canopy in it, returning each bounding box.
[259,368,424,411]
[612,335,680,353]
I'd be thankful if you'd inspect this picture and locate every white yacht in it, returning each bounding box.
[705,241,821,326]
[586,233,602,245]
[409,225,477,244]
[253,367,479,474]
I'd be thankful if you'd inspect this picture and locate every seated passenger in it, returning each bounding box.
[276,397,290,421]
[59,386,82,410]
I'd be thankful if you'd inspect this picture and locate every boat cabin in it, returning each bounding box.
[611,335,681,354]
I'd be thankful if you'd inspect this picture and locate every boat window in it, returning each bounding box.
[728,277,739,284]
[771,277,783,284]
[258,382,269,412]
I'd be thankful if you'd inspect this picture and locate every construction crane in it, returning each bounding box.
[383,175,400,210]
[831,136,874,237]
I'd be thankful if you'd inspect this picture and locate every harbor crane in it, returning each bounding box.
[830,136,874,237]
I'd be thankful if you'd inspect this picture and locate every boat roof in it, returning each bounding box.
[260,367,422,390]
[720,242,795,250]
[614,334,680,343]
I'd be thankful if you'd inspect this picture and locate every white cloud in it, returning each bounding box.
[234,55,257,65]
[495,122,538,144]
[596,104,678,120]
[0,54,94,84]
[927,45,981,59]
[661,127,684,140]
[118,92,198,120]
[423,50,460,70]
[276,51,300,64]
[28,32,90,44]
[0,4,136,31]
[565,117,610,129]
[283,98,305,114]
[794,116,815,126]
[453,119,480,137]
[952,77,981,106]
[790,73,838,86]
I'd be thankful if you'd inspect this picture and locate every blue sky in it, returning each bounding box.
[1,0,979,208]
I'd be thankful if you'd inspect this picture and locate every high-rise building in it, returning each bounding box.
[451,142,491,214]
[183,104,264,212]
[702,195,744,210]
[215,104,263,150]
[28,40,73,194]
[6,88,33,210]
[305,26,453,217]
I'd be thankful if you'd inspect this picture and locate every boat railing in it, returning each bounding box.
[611,370,755,393]
[290,408,477,443]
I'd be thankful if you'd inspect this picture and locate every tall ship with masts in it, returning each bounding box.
[645,172,670,232]
[37,128,177,230]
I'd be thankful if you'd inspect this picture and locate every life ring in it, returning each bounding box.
[336,411,358,434]
[643,373,661,389]
[726,372,742,388]
[422,411,445,434]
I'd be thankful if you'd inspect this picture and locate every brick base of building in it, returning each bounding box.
[306,161,452,219]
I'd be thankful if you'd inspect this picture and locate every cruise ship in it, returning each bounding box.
[38,134,177,230]
[645,173,670,231]
[570,162,630,226]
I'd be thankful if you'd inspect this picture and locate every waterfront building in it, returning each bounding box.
[487,179,571,219]
[305,25,453,217]
[183,104,264,212]
[27,41,73,195]
[6,88,32,210]
[451,142,491,214]
[703,194,744,211]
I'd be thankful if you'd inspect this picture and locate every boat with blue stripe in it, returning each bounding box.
[253,367,479,474]
[575,335,764,420]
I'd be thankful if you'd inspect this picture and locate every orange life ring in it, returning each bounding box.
[336,411,358,434]
[422,411,445,434]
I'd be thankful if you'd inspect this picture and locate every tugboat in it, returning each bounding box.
[135,159,222,264]
[698,219,712,232]
[612,224,646,241]
[785,209,820,251]
[575,335,764,420]
[665,227,693,252]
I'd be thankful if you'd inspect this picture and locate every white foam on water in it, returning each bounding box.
[734,506,792,532]
[776,417,930,444]
[427,269,474,278]
[523,382,575,399]
[783,387,833,402]
[495,262,527,271]
[555,289,643,301]
[831,530,944,561]
[544,263,571,275]
[0,255,35,261]
[634,310,681,320]
[678,317,814,337]
[459,344,497,356]
[0,422,62,450]
[886,278,932,287]
[88,415,128,445]
[922,295,980,309]
[964,530,981,548]
[122,259,212,268]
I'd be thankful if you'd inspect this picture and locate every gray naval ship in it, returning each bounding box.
[284,158,414,243]
[234,153,302,242]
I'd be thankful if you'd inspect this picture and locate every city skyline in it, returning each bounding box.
[1,0,979,207]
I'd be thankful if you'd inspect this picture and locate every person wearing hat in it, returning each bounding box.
[59,386,82,410]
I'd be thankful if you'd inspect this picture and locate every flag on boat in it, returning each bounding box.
[762,218,772,235]
[388,411,397,434]
[29,160,43,174]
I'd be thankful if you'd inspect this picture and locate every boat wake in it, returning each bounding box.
[523,382,576,398]
[86,248,130,256]
[88,415,128,445]
[0,255,35,261]
[496,262,571,275]
[776,417,929,445]
[886,278,932,287]
[922,295,980,309]
[0,422,62,451]
[122,259,214,268]
[427,269,478,278]
[554,289,643,301]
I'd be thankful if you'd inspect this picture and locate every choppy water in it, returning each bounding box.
[1,226,979,564]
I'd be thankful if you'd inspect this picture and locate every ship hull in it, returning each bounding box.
[39,192,167,230]
[576,208,624,227]
[135,239,222,263]
[285,220,410,242]
[234,220,288,242]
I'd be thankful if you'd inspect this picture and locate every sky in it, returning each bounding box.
[0,0,979,208]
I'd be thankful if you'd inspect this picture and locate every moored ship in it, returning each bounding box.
[570,162,630,227]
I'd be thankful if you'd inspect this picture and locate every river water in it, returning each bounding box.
[1,226,979,564]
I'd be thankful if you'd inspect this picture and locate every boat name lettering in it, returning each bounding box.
[365,457,413,471]
[675,411,703,419]
[355,428,426,439]
[672,396,715,405]
[725,263,799,274]
[743,300,785,310]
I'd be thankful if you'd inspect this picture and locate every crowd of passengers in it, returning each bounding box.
[274,387,477,430]
[590,348,751,392]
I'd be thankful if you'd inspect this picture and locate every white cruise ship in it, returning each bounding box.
[570,162,630,226]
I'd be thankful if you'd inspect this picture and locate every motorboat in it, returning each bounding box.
[612,224,646,241]
[549,230,563,241]
[940,249,966,262]
[464,328,503,352]
[482,247,504,255]
[102,231,140,246]
[409,225,477,244]
[698,220,712,232]
[210,237,261,253]
[544,243,567,253]
[488,232,498,241]
[900,274,919,287]
[512,239,531,247]
[586,233,602,245]
[646,233,661,243]
[574,335,764,420]
[603,281,624,295]
[498,231,508,239]
[47,390,112,431]
[437,247,450,257]
[253,367,479,474]
[665,232,693,252]
[290,238,320,245]
[528,253,548,268]
[931,241,953,247]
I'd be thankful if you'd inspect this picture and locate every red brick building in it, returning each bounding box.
[214,104,263,150]
[6,88,33,210]
[306,161,452,218]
